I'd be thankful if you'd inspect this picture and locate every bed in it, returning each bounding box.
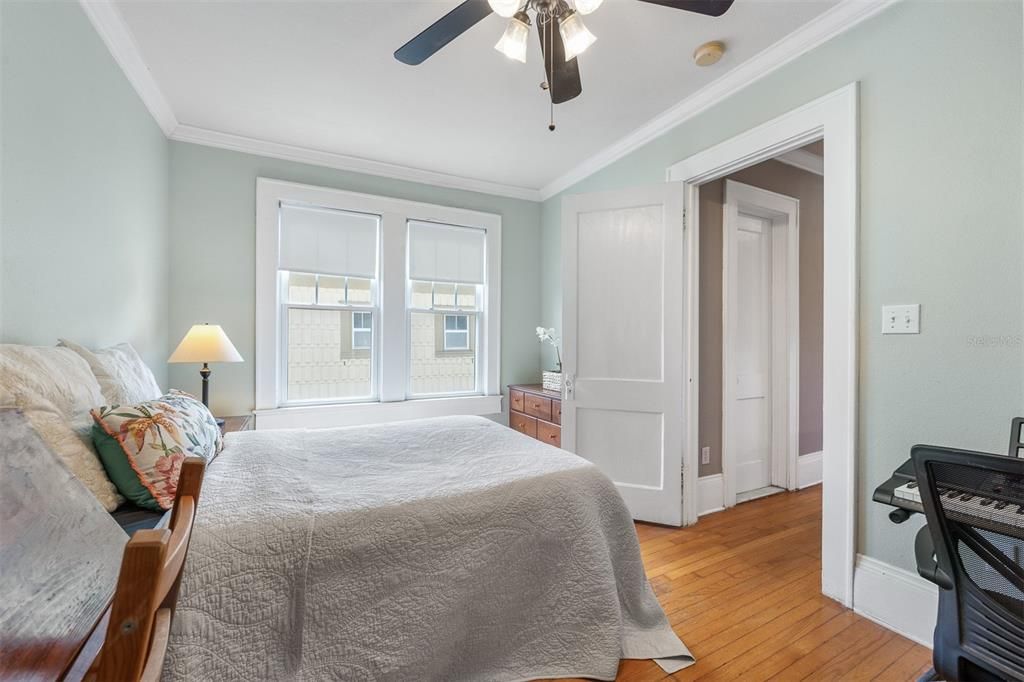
[0,342,691,680]
[163,415,693,681]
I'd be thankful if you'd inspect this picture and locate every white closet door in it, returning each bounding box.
[731,212,773,494]
[562,183,685,525]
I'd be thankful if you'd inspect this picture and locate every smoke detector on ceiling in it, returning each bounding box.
[693,40,725,66]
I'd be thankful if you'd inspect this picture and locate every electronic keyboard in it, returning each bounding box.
[874,457,1024,540]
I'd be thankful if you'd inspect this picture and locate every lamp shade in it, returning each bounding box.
[168,324,243,364]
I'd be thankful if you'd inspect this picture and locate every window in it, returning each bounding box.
[277,203,379,404]
[407,221,485,397]
[256,179,502,428]
[444,315,469,350]
[352,311,372,349]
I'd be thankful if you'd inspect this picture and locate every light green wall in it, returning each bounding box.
[168,141,542,417]
[0,0,170,384]
[540,0,1024,570]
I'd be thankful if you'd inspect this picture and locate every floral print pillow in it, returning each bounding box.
[91,390,222,511]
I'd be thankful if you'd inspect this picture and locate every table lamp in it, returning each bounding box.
[168,323,243,408]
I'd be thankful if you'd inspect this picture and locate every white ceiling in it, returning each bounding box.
[114,0,839,193]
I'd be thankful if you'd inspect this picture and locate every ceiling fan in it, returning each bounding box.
[395,0,735,128]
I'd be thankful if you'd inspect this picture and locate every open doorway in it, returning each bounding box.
[697,143,824,510]
[668,84,858,605]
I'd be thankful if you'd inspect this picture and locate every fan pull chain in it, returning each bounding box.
[548,12,556,132]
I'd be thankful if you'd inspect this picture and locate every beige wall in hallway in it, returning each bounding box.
[697,151,824,478]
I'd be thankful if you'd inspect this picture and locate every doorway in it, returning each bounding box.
[668,83,859,606]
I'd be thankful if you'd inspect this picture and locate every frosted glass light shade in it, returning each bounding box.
[494,14,530,63]
[559,11,596,60]
[487,0,520,18]
[169,324,243,364]
[573,0,604,15]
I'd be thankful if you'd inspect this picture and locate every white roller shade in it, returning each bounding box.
[279,203,379,279]
[408,221,486,284]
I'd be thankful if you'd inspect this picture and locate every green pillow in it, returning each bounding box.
[91,390,222,511]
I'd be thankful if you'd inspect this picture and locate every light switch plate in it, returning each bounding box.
[882,304,920,334]
[701,447,711,465]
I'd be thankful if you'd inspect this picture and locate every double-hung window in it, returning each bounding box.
[407,221,486,397]
[256,179,501,428]
[277,204,379,404]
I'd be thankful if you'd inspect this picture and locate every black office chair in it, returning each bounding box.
[1009,417,1023,459]
[912,445,1024,682]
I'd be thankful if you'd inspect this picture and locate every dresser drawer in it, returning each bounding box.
[524,394,552,421]
[551,399,561,425]
[510,389,525,413]
[537,420,561,448]
[509,411,537,438]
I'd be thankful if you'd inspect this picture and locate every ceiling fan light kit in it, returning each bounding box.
[396,0,736,129]
[488,0,523,18]
[572,0,605,14]
[558,10,597,61]
[495,11,531,62]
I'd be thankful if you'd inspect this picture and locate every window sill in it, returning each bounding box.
[253,394,504,431]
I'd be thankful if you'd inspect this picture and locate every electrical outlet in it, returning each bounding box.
[701,447,711,465]
[882,304,920,334]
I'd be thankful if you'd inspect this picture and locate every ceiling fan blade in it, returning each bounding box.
[394,0,493,65]
[537,18,582,104]
[635,0,735,17]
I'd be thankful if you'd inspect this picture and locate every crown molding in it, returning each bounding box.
[537,0,898,200]
[79,1,540,201]
[776,148,824,176]
[169,125,541,201]
[81,0,893,204]
[79,1,178,136]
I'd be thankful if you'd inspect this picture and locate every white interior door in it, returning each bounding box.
[729,212,773,495]
[722,179,800,505]
[562,183,685,525]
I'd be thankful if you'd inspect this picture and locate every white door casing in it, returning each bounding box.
[667,83,859,606]
[722,180,800,505]
[562,183,685,526]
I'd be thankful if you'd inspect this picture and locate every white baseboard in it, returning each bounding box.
[697,474,724,516]
[798,450,823,489]
[853,554,938,648]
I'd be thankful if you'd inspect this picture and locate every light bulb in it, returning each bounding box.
[487,0,521,18]
[573,0,604,15]
[494,12,530,63]
[558,11,596,60]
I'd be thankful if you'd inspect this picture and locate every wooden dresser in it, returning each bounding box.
[508,384,562,448]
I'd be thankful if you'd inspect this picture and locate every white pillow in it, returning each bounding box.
[59,340,162,405]
[0,345,123,511]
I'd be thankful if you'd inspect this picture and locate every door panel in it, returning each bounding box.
[577,206,664,381]
[562,183,685,525]
[576,408,663,488]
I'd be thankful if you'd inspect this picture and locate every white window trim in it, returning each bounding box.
[255,178,502,427]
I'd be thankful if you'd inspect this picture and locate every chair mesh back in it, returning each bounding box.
[956,531,1023,609]
[924,458,1024,676]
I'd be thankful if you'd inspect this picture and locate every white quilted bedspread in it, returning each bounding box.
[164,416,692,681]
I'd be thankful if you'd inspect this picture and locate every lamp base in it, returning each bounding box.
[199,363,211,407]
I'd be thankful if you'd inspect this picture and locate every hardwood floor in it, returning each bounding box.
[562,486,933,681]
